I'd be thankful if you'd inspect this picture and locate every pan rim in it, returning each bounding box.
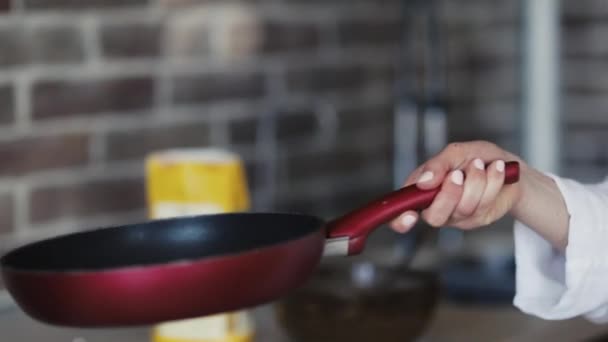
[0,212,326,274]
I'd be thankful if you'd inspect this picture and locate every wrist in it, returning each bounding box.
[509,161,532,220]
[509,163,570,250]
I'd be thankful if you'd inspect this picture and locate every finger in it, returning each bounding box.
[403,140,519,190]
[453,158,487,219]
[421,169,465,227]
[403,165,426,186]
[412,142,473,190]
[390,210,419,233]
[451,140,514,164]
[412,157,458,190]
[478,160,506,213]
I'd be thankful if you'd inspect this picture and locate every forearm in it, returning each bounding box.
[510,164,570,251]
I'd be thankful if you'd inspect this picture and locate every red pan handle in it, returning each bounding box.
[326,161,520,255]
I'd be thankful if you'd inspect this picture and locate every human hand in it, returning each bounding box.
[390,141,524,233]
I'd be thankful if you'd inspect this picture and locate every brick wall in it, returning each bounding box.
[0,0,403,257]
[0,0,606,274]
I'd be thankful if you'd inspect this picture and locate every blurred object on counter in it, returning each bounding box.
[146,148,250,218]
[145,148,254,342]
[274,259,438,342]
[440,254,515,304]
[438,223,517,304]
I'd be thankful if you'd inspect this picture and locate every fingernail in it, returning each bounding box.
[474,158,485,170]
[496,160,505,172]
[401,214,417,227]
[418,171,434,183]
[451,170,464,185]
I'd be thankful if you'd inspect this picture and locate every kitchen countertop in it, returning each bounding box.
[1,301,607,342]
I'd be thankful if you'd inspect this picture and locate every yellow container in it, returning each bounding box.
[145,148,254,342]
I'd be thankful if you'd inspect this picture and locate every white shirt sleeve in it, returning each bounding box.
[513,174,608,323]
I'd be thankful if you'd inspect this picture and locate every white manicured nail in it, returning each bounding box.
[474,158,485,170]
[401,214,417,227]
[418,171,434,183]
[451,170,464,185]
[496,160,505,172]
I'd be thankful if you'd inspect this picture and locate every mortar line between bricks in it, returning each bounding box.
[0,5,403,27]
[161,2,403,23]
[243,3,402,22]
[10,0,23,12]
[0,100,263,140]
[316,101,339,149]
[13,184,28,234]
[0,47,400,82]
[14,74,31,134]
[155,72,172,110]
[209,119,228,146]
[0,86,394,140]
[82,15,102,69]
[88,131,106,168]
[3,7,163,24]
[0,161,144,190]
[255,62,288,210]
[155,12,173,110]
[151,0,162,9]
[4,146,275,190]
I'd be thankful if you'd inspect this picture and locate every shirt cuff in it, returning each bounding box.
[513,173,608,322]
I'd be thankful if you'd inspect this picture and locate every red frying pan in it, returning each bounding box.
[0,162,519,327]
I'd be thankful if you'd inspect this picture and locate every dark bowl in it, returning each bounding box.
[274,260,440,342]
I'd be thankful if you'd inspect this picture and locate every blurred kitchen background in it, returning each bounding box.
[0,0,608,340]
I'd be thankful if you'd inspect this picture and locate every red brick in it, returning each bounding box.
[0,134,89,177]
[106,122,211,161]
[287,63,394,95]
[0,84,14,125]
[277,109,319,142]
[260,21,320,53]
[0,0,10,12]
[30,177,145,223]
[172,72,265,104]
[32,77,155,120]
[28,25,84,64]
[285,144,392,182]
[288,64,366,94]
[337,104,393,132]
[338,18,402,47]
[0,25,83,68]
[101,22,162,59]
[0,191,14,234]
[229,116,257,145]
[0,27,25,67]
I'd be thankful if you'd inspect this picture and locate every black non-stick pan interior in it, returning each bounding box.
[1,213,324,272]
